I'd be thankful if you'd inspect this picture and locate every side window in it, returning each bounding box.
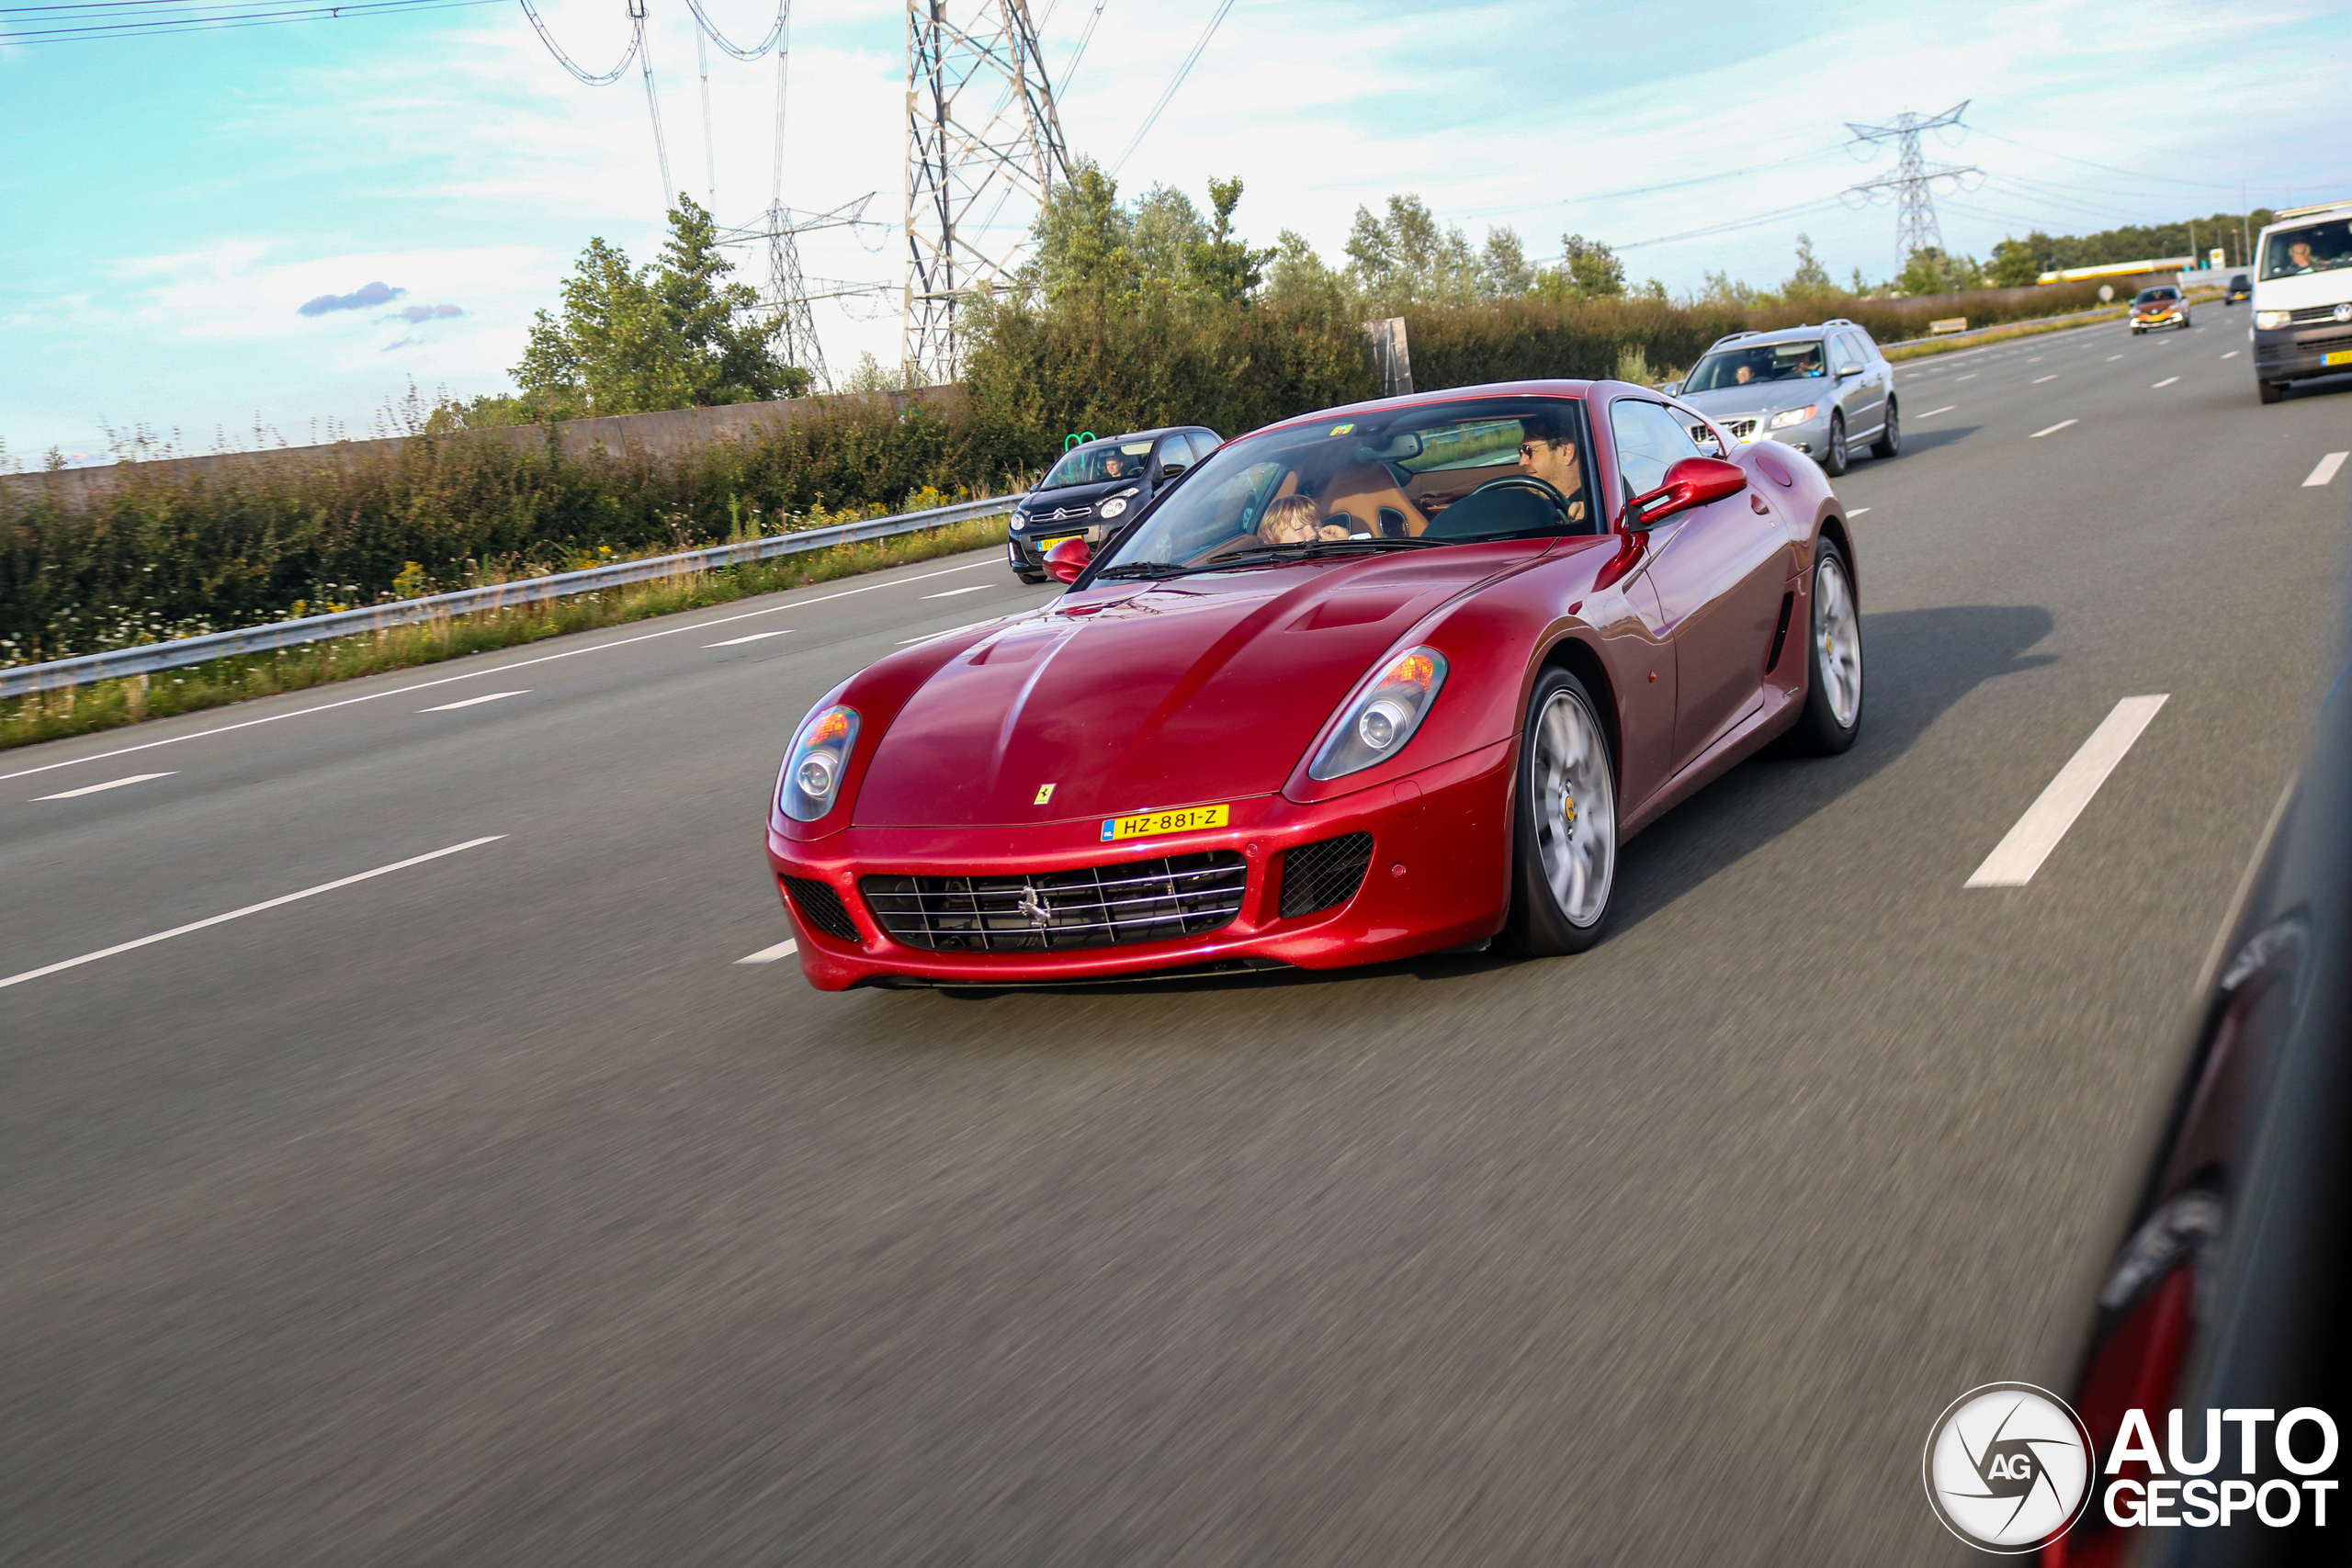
[1156,436,1189,477]
[1186,431,1218,463]
[1611,400,1706,499]
[1853,328,1884,364]
[1832,331,1866,375]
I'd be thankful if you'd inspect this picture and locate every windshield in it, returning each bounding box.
[2133,288,2179,304]
[1041,440,1156,490]
[1092,396,1595,576]
[2260,220,2352,281]
[1680,340,1826,393]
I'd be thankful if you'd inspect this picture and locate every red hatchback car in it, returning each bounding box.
[764,382,1862,990]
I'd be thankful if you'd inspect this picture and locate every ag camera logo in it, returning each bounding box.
[1923,1382,2095,1552]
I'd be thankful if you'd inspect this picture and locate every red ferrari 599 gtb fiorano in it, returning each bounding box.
[765,380,1862,989]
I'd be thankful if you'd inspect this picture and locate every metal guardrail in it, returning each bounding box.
[0,491,1017,700]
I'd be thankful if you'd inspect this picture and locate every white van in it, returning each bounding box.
[2250,198,2352,404]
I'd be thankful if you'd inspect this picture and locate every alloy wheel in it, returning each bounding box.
[1532,687,1617,928]
[1815,552,1862,728]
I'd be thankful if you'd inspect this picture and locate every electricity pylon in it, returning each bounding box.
[1845,102,1978,268]
[717,196,878,390]
[903,0,1069,384]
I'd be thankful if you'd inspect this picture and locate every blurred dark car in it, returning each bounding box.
[2224,274,2253,305]
[2129,285,2191,334]
[2043,647,2352,1567]
[1005,427,1221,583]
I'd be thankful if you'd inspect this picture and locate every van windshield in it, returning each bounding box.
[1090,396,1596,579]
[2260,220,2352,281]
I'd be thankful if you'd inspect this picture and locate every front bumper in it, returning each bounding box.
[764,740,1514,989]
[2253,321,2352,382]
[2132,310,2185,330]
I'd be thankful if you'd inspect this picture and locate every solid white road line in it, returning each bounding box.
[737,938,800,964]
[0,558,1001,784]
[922,584,990,599]
[706,629,794,647]
[0,836,505,991]
[1917,406,1957,418]
[2030,419,2078,438]
[2153,377,2179,389]
[420,690,527,712]
[1965,696,2169,888]
[2303,452,2349,488]
[2032,375,2057,383]
[34,772,175,800]
[2222,350,2240,360]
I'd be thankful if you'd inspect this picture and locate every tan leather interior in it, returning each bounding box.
[1317,462,1430,537]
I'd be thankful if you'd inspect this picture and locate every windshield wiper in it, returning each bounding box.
[1094,561,1190,580]
[1094,536,1442,582]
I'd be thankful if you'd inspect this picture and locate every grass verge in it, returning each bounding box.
[2,514,1011,754]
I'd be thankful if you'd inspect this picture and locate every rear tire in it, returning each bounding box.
[1822,412,1849,477]
[2257,379,2287,405]
[1781,538,1863,757]
[1498,670,1618,957]
[1869,398,1901,459]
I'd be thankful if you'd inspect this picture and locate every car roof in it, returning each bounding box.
[1069,426,1210,450]
[1699,321,1871,354]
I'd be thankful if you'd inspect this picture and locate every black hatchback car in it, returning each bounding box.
[1006,426,1221,582]
[2225,272,2253,304]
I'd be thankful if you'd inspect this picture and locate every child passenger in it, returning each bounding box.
[1257,494,1355,546]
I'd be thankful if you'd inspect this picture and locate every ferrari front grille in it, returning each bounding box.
[784,876,862,942]
[1280,832,1374,919]
[861,852,1247,953]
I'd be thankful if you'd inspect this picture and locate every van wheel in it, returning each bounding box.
[2257,380,2286,405]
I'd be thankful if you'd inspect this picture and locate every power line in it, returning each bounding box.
[630,0,674,209]
[1610,196,1850,253]
[3,0,497,43]
[1109,0,1231,176]
[681,0,782,59]
[518,0,637,85]
[1440,141,1853,224]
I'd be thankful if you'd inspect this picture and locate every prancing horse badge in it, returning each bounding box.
[1034,784,1057,806]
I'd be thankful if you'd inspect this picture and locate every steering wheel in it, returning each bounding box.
[1462,475,1571,510]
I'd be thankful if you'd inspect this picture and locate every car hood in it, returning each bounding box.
[852,547,1542,828]
[1679,383,1823,419]
[1019,479,1138,515]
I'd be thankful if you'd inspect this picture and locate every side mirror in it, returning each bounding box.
[1045,536,1092,584]
[1158,462,1186,480]
[1836,363,1863,379]
[1624,456,1748,530]
[1662,381,1683,397]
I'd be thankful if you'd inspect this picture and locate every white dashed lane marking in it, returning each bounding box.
[1967,696,2169,888]
[2306,452,2349,488]
[2153,377,2179,389]
[738,938,799,964]
[1849,508,1871,516]
[2032,375,2056,383]
[2108,355,2124,361]
[707,629,794,647]
[1917,406,1957,418]
[0,837,506,991]
[2222,350,2240,360]
[2030,420,2078,438]
[34,772,175,801]
[420,691,528,713]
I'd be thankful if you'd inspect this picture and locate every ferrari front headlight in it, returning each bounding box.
[2255,310,2290,330]
[779,704,860,821]
[1768,405,1817,430]
[1309,648,1448,781]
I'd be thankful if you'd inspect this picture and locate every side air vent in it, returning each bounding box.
[1766,591,1796,673]
[783,876,862,943]
[1280,832,1374,919]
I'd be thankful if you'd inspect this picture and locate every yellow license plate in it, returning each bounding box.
[2326,349,2352,367]
[1101,804,1229,841]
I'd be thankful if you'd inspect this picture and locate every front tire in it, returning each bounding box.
[1822,412,1849,477]
[1869,397,1901,459]
[1499,670,1618,956]
[1781,538,1863,756]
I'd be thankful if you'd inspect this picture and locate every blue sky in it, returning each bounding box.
[4,0,2349,464]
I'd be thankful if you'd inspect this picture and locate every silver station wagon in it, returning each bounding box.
[1668,320,1901,477]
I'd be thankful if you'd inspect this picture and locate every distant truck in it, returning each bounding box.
[2250,198,2352,404]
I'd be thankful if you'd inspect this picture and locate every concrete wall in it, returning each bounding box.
[2,387,961,511]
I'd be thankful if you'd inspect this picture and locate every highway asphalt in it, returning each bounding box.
[4,320,2348,1565]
